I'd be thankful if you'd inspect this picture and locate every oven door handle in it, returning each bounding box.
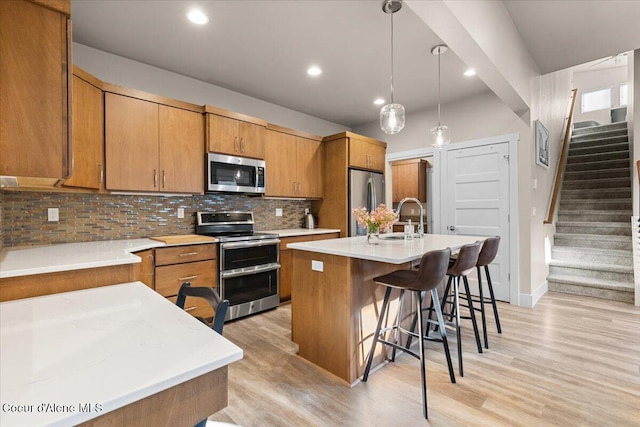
[221,239,280,250]
[220,263,280,279]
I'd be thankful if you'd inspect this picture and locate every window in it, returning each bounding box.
[620,83,628,106]
[581,87,612,113]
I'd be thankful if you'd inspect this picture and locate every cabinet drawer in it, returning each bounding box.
[280,235,313,248]
[155,244,216,266]
[155,260,217,297]
[168,295,215,320]
[313,233,339,241]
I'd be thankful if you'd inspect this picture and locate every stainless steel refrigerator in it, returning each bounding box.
[348,169,385,236]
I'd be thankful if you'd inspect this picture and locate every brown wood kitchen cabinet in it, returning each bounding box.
[348,136,386,172]
[155,244,217,319]
[311,132,387,237]
[0,0,71,182]
[63,67,104,190]
[105,87,204,193]
[279,233,339,301]
[206,106,267,160]
[391,158,428,203]
[265,125,324,198]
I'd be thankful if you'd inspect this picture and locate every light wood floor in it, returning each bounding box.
[209,292,640,426]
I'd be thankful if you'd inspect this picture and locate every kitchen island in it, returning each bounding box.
[0,281,242,427]
[288,234,483,386]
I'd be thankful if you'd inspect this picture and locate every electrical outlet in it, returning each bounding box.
[532,207,537,217]
[532,179,538,190]
[312,260,324,272]
[411,208,416,215]
[177,208,185,219]
[304,208,309,215]
[48,208,59,222]
[275,208,283,217]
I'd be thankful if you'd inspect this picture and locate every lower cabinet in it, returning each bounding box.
[279,233,339,301]
[154,244,217,319]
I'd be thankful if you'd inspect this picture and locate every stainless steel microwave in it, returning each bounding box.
[207,153,266,194]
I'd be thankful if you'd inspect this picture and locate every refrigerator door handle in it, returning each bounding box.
[367,177,377,211]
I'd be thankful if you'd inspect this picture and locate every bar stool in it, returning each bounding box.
[434,241,484,377]
[475,236,502,349]
[362,248,454,419]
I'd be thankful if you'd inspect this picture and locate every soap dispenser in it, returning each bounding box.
[404,219,414,240]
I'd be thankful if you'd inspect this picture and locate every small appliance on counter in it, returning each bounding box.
[304,213,318,229]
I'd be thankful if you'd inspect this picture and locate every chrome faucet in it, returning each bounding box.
[396,197,424,238]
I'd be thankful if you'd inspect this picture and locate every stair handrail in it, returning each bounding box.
[544,88,578,224]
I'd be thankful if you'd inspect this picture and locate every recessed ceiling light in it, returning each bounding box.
[187,9,209,25]
[464,68,476,76]
[374,98,385,105]
[307,66,322,76]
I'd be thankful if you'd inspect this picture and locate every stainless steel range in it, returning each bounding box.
[196,211,280,321]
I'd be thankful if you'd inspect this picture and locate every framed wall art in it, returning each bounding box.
[535,120,550,168]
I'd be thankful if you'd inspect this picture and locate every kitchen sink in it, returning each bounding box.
[378,233,416,240]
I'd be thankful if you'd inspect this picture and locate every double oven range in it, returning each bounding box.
[196,211,280,321]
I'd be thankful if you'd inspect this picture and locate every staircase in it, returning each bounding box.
[547,121,635,303]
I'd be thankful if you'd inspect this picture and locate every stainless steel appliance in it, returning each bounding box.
[348,169,385,236]
[206,153,266,194]
[196,211,280,321]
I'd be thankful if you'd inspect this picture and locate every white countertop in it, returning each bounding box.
[264,228,341,238]
[0,282,243,427]
[287,233,485,264]
[0,239,164,278]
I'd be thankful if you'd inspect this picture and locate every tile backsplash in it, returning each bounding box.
[1,191,310,247]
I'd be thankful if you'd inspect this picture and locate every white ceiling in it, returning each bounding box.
[71,1,640,128]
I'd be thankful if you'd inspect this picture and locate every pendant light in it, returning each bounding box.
[380,0,405,134]
[430,44,450,149]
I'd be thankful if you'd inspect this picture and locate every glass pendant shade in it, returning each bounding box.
[380,103,405,134]
[430,125,450,149]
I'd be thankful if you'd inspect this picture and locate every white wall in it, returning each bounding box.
[573,66,628,124]
[73,43,348,137]
[530,69,574,301]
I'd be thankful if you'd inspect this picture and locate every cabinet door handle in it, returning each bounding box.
[234,136,239,152]
[240,137,245,153]
[99,164,103,184]
[162,170,166,188]
[178,252,199,257]
[178,275,198,281]
[153,169,157,188]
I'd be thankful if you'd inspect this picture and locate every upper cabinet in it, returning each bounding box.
[265,125,323,198]
[104,87,204,194]
[63,67,104,190]
[391,159,428,203]
[205,106,267,159]
[348,136,386,172]
[0,0,71,182]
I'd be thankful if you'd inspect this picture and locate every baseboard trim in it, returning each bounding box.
[519,281,548,308]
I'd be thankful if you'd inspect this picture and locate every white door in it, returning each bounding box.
[443,143,510,301]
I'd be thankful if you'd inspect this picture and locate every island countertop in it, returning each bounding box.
[287,233,485,264]
[0,282,243,427]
